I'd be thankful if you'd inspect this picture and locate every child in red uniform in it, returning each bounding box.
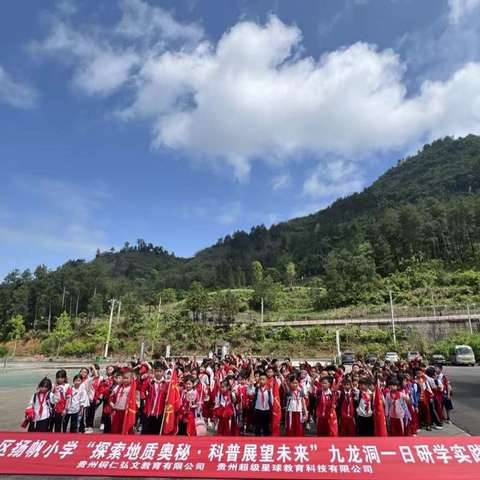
[50,369,71,433]
[110,370,136,434]
[316,376,334,436]
[337,377,356,436]
[179,376,201,436]
[101,369,122,434]
[142,362,167,435]
[284,375,307,436]
[26,377,53,432]
[385,378,410,436]
[214,380,235,436]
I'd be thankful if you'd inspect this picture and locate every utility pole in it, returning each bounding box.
[467,304,473,335]
[260,297,264,323]
[336,329,341,363]
[139,337,145,362]
[431,291,437,318]
[389,290,397,346]
[61,286,66,310]
[104,299,116,359]
[158,296,162,313]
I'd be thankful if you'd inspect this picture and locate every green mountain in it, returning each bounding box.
[185,134,480,283]
[1,135,480,329]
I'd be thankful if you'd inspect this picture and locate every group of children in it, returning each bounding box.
[24,354,453,437]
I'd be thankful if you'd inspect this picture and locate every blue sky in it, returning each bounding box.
[1,0,480,279]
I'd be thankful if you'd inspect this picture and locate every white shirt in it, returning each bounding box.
[255,387,271,411]
[68,386,89,414]
[356,389,373,418]
[286,390,303,412]
[28,392,51,422]
[115,386,131,411]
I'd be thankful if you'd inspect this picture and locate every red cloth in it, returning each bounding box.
[285,411,304,437]
[121,380,137,435]
[179,389,199,437]
[144,380,167,417]
[316,390,333,436]
[434,390,445,422]
[374,383,388,437]
[407,404,418,435]
[110,410,125,434]
[217,417,232,436]
[162,370,181,435]
[339,390,356,436]
[389,417,405,436]
[270,380,282,436]
[328,390,339,437]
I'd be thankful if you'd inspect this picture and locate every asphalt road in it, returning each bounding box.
[445,365,480,435]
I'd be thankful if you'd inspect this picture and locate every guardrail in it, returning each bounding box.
[261,313,480,328]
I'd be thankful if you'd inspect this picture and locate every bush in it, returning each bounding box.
[62,340,97,357]
[40,336,56,355]
[0,345,7,357]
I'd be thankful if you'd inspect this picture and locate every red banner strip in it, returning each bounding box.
[0,432,478,479]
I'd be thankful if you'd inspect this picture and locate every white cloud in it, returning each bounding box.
[271,173,291,191]
[448,0,480,24]
[32,8,480,180]
[117,0,203,45]
[303,159,364,200]
[0,66,38,109]
[118,17,480,179]
[30,0,202,96]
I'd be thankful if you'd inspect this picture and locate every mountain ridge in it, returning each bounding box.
[1,134,480,328]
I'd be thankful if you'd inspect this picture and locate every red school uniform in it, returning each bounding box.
[179,388,200,437]
[144,379,167,418]
[214,391,235,436]
[338,389,356,436]
[316,388,333,436]
[285,388,305,437]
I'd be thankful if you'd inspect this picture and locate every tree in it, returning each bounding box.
[323,243,379,308]
[286,262,296,289]
[185,282,210,321]
[87,294,104,321]
[251,261,263,286]
[6,314,25,358]
[121,292,142,323]
[212,291,240,323]
[251,276,283,311]
[160,288,177,304]
[52,312,73,357]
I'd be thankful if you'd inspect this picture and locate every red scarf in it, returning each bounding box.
[341,390,354,418]
[37,392,47,418]
[361,391,371,415]
[320,390,331,417]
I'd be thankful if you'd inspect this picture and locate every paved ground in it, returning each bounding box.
[444,365,480,435]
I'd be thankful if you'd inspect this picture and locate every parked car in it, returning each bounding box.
[365,353,378,365]
[341,352,356,365]
[452,345,476,366]
[385,352,399,363]
[430,354,446,366]
[406,351,422,363]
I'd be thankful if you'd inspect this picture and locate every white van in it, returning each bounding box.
[454,345,476,366]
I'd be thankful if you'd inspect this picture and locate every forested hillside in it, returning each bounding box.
[1,135,480,333]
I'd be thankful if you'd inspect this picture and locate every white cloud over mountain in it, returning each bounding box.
[31,0,480,190]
